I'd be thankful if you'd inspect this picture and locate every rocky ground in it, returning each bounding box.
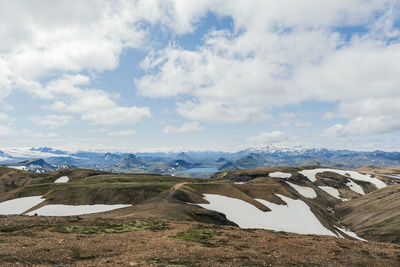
[1,215,400,267]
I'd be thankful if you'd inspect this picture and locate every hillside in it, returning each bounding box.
[0,167,33,194]
[336,184,400,243]
[1,165,400,265]
[1,217,400,266]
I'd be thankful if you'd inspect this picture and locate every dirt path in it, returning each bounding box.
[172,182,188,191]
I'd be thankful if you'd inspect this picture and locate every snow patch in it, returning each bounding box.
[335,226,367,242]
[299,168,386,189]
[197,194,335,236]
[318,186,348,201]
[6,166,28,171]
[286,182,317,199]
[234,182,245,184]
[269,172,292,179]
[378,173,400,179]
[346,179,365,195]
[54,176,69,183]
[0,196,45,215]
[27,204,132,216]
[1,148,61,158]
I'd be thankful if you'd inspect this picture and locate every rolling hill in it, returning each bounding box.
[1,165,400,265]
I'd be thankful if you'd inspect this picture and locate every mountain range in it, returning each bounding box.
[1,146,400,175]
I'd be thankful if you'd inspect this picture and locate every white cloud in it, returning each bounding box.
[0,113,9,121]
[0,113,15,135]
[108,130,137,136]
[162,121,204,134]
[0,1,149,74]
[0,0,168,123]
[277,113,311,128]
[279,121,311,128]
[294,122,311,128]
[37,132,59,138]
[135,1,400,136]
[1,0,399,142]
[21,129,59,139]
[43,74,151,125]
[0,124,14,136]
[30,115,72,128]
[246,131,291,146]
[279,112,297,120]
[323,116,400,137]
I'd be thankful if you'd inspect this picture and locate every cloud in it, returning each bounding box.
[0,113,9,121]
[0,124,14,136]
[246,131,291,146]
[0,0,171,123]
[135,1,400,135]
[43,74,151,125]
[277,112,311,128]
[21,129,59,139]
[30,114,72,128]
[279,112,297,120]
[108,130,137,136]
[323,116,400,137]
[0,113,15,135]
[1,0,399,142]
[162,121,204,134]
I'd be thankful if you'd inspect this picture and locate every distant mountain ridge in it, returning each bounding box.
[1,146,400,175]
[6,158,56,173]
[115,154,148,169]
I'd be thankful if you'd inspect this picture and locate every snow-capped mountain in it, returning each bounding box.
[1,146,400,174]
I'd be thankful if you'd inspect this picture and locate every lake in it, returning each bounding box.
[180,168,219,173]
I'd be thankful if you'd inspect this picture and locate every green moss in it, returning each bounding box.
[83,174,184,184]
[16,184,53,197]
[63,220,167,234]
[77,253,96,260]
[186,183,220,190]
[174,227,215,243]
[0,225,21,233]
[30,177,57,184]
[50,181,176,190]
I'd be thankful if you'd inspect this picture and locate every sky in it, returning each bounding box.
[0,0,400,152]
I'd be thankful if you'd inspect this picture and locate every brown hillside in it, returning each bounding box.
[336,184,400,244]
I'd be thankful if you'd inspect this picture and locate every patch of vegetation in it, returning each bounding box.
[4,182,19,191]
[186,183,219,189]
[16,184,53,197]
[70,247,97,261]
[174,227,215,243]
[50,182,177,193]
[77,253,96,260]
[0,224,38,237]
[83,174,185,184]
[30,176,57,184]
[0,225,21,233]
[62,220,168,234]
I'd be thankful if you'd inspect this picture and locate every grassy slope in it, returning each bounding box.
[0,167,235,226]
[1,169,192,204]
[336,185,400,243]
